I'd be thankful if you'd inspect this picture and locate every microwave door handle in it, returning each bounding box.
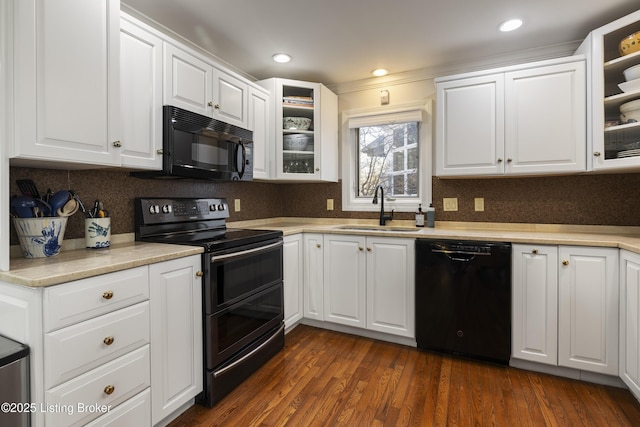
[236,142,246,179]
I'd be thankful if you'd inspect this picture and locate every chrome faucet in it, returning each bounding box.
[372,184,394,226]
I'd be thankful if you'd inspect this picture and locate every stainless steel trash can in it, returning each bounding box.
[0,335,30,427]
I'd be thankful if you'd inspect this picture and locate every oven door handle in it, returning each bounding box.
[210,240,283,263]
[213,323,285,378]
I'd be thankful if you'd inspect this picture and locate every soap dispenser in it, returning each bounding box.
[426,203,435,228]
[415,204,424,227]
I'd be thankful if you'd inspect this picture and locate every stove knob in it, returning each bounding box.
[209,204,217,212]
[149,205,160,214]
[162,204,172,214]
[218,204,225,211]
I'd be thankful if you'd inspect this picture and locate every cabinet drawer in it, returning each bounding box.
[84,388,151,427]
[45,345,150,427]
[44,266,149,332]
[45,302,150,389]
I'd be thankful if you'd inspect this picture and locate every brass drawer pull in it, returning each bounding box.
[196,271,204,277]
[102,291,114,300]
[103,336,114,346]
[562,260,569,266]
[104,385,115,395]
[532,249,538,254]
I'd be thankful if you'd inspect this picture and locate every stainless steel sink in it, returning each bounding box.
[336,225,418,232]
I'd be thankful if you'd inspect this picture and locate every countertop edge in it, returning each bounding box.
[0,242,204,288]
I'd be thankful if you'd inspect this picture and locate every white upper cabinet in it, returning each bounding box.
[119,13,163,170]
[163,42,249,129]
[249,86,272,180]
[12,0,122,167]
[436,56,586,177]
[257,78,338,182]
[436,74,505,176]
[576,9,640,172]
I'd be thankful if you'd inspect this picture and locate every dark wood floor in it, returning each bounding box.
[169,325,640,426]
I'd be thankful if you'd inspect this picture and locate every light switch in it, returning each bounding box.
[327,199,334,211]
[234,199,241,212]
[475,198,485,212]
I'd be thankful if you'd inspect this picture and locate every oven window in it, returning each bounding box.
[217,284,283,354]
[209,245,283,310]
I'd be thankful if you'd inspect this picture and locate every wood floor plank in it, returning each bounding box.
[168,325,640,427]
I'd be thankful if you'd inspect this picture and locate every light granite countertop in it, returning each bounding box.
[0,241,203,287]
[5,217,640,288]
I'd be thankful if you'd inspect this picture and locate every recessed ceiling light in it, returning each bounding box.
[272,53,291,63]
[499,18,523,32]
[372,68,388,77]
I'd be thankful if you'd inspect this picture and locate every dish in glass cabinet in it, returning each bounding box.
[619,78,640,93]
[620,32,640,56]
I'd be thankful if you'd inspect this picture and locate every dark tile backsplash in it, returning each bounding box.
[9,166,640,244]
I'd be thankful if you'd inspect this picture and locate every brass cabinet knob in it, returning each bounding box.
[102,291,114,300]
[359,246,364,251]
[316,243,321,248]
[112,140,122,148]
[497,158,503,163]
[103,336,114,346]
[156,149,164,154]
[367,247,372,252]
[593,152,602,157]
[507,158,513,162]
[208,101,213,107]
[214,104,221,109]
[562,260,569,266]
[104,385,115,395]
[196,271,204,277]
[315,168,320,172]
[532,249,538,254]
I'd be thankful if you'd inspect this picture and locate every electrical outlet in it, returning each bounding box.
[234,199,241,212]
[443,198,458,211]
[475,198,485,212]
[327,199,334,211]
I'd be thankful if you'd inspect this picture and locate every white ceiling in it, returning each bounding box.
[122,0,639,86]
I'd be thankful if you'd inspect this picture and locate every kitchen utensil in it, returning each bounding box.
[620,31,640,56]
[620,99,640,123]
[68,190,87,216]
[56,198,79,217]
[49,190,70,216]
[623,64,640,82]
[283,117,312,130]
[16,179,40,199]
[10,196,52,218]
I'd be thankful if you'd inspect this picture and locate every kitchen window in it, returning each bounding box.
[341,102,432,212]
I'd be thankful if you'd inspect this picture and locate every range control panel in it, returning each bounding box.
[135,197,229,225]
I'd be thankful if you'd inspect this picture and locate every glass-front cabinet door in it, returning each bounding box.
[280,82,318,177]
[580,10,640,171]
[257,77,338,182]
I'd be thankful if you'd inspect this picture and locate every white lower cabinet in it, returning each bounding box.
[558,246,618,374]
[0,255,202,427]
[322,234,415,337]
[620,250,640,400]
[303,233,324,321]
[149,255,203,425]
[512,244,619,375]
[512,244,558,365]
[323,235,367,328]
[283,234,303,328]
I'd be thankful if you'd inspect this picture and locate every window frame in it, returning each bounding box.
[341,101,433,213]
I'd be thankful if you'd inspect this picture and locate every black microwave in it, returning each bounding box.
[131,105,253,181]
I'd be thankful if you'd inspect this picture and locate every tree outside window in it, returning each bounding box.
[357,122,419,198]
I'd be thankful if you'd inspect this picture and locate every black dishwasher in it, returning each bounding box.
[415,240,511,364]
